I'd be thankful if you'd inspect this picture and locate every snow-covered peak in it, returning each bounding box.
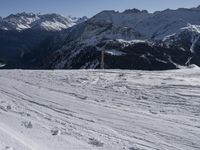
[0,12,87,31]
[181,24,200,33]
[2,12,39,30]
[163,24,200,42]
[31,13,74,31]
[88,6,200,40]
[90,9,150,27]
[163,24,200,53]
[48,6,200,51]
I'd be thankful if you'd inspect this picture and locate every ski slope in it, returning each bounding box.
[0,68,200,150]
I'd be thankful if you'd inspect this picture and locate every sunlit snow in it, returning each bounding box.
[0,67,200,150]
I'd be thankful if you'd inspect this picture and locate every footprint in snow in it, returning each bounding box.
[0,103,12,112]
[21,121,33,129]
[129,147,141,150]
[4,146,14,150]
[88,138,104,147]
[51,129,61,136]
[6,105,12,110]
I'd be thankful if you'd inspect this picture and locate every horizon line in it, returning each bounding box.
[1,4,199,18]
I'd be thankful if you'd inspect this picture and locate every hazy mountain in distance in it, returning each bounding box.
[0,12,88,31]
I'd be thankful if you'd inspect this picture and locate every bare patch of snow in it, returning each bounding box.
[105,49,126,56]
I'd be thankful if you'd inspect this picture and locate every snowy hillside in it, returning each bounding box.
[0,68,200,150]
[2,6,200,69]
[89,7,200,40]
[40,6,200,70]
[0,13,86,68]
[0,12,87,31]
[163,24,200,53]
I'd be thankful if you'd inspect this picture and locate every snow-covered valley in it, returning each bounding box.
[0,68,200,150]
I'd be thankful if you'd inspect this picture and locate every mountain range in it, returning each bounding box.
[0,12,87,31]
[1,6,200,70]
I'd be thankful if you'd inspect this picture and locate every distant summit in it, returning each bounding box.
[123,9,148,14]
[0,12,87,31]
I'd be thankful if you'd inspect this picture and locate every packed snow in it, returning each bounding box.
[0,68,200,150]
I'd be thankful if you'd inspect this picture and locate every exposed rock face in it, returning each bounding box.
[39,6,200,70]
[2,6,200,70]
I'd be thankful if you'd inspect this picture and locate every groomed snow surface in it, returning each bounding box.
[0,68,200,150]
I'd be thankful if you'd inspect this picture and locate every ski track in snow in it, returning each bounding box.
[0,68,200,150]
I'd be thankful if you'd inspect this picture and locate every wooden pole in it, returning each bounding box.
[101,50,105,69]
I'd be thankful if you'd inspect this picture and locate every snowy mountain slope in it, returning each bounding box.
[0,13,87,69]
[1,13,39,31]
[163,24,200,53]
[38,6,200,70]
[41,37,197,70]
[2,6,200,69]
[89,9,150,33]
[31,14,80,31]
[88,7,200,39]
[0,12,87,31]
[0,68,200,150]
[135,8,200,39]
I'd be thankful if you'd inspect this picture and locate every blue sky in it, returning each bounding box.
[0,0,200,17]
